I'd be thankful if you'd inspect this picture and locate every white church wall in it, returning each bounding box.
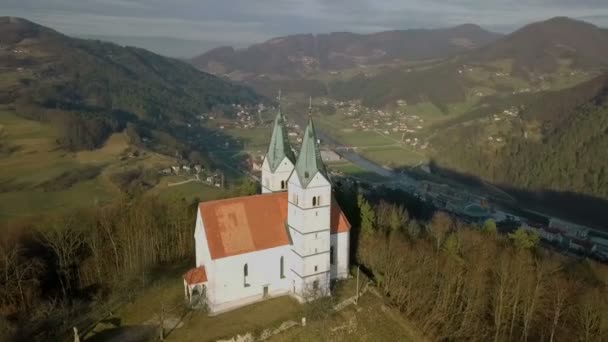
[288,229,330,256]
[290,249,330,277]
[330,232,350,279]
[194,210,212,268]
[287,203,331,234]
[261,157,294,193]
[208,245,291,312]
[291,271,331,300]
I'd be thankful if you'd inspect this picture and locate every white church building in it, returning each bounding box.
[183,109,351,314]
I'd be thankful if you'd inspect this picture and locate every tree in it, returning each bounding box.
[388,204,409,233]
[406,220,422,239]
[38,216,85,298]
[429,211,452,250]
[482,218,497,235]
[231,178,259,196]
[508,227,540,250]
[575,288,604,341]
[0,241,43,312]
[357,194,376,235]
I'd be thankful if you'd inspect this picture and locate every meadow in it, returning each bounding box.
[0,109,207,221]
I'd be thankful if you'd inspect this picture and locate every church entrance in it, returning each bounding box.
[263,285,269,298]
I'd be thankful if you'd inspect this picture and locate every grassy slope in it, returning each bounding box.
[87,267,424,342]
[0,109,227,221]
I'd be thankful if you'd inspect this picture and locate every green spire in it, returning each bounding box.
[295,116,327,188]
[266,109,295,172]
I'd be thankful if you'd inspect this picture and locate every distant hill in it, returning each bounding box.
[326,17,608,109]
[191,24,502,77]
[329,62,468,109]
[0,17,261,153]
[469,17,608,76]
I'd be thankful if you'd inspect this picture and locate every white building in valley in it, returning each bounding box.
[183,108,351,314]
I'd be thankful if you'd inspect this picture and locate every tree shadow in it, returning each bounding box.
[424,162,608,230]
[85,325,156,342]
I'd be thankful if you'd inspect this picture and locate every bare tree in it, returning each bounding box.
[548,277,575,342]
[0,241,43,312]
[429,211,453,251]
[38,216,85,298]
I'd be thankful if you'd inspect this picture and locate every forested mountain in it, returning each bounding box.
[0,17,261,152]
[432,72,608,201]
[191,24,501,77]
[469,17,608,76]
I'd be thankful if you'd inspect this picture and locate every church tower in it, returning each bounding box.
[261,106,295,193]
[287,112,332,300]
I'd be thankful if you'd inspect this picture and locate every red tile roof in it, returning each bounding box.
[183,266,207,285]
[331,196,351,234]
[199,192,350,260]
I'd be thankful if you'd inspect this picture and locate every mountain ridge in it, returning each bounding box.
[468,16,608,75]
[191,24,502,77]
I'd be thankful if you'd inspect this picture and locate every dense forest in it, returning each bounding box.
[1,17,261,154]
[347,185,608,341]
[433,72,608,203]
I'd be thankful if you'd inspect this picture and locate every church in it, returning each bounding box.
[183,108,351,314]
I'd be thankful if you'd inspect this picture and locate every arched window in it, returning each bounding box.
[244,264,250,287]
[317,195,321,206]
[312,196,317,206]
[280,256,285,279]
[330,246,335,265]
[281,180,285,190]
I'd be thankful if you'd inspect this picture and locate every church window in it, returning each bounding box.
[244,264,250,287]
[312,197,317,206]
[304,171,309,179]
[281,180,286,190]
[314,265,318,272]
[280,256,285,279]
[330,246,335,265]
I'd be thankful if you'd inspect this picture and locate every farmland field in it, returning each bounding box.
[0,109,178,221]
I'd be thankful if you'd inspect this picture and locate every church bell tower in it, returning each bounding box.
[261,95,295,193]
[287,105,332,300]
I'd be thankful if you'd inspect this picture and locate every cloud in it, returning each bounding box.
[2,0,608,57]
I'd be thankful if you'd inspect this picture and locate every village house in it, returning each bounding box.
[184,110,351,314]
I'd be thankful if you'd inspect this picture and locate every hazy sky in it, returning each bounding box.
[3,0,608,57]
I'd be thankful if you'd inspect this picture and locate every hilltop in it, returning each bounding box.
[191,24,501,78]
[326,17,608,109]
[469,17,608,76]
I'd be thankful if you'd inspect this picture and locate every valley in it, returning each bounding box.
[191,17,608,215]
[1,10,608,342]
